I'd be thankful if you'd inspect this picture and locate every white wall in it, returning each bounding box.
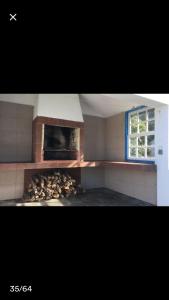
[155,105,169,205]
[0,94,38,106]
[136,94,169,105]
[34,94,84,122]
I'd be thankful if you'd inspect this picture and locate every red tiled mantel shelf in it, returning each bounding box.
[0,161,157,172]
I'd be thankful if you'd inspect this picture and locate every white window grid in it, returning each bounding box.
[128,107,155,161]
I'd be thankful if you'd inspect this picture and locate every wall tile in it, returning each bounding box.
[15,184,24,199]
[0,101,33,163]
[0,102,17,117]
[0,184,16,200]
[0,170,17,185]
[0,118,17,132]
[0,145,17,162]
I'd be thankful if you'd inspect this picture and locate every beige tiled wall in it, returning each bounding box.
[0,170,24,200]
[82,115,105,189]
[0,101,33,201]
[0,101,33,162]
[105,113,125,161]
[83,115,105,160]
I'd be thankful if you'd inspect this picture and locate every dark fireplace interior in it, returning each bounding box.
[44,125,79,160]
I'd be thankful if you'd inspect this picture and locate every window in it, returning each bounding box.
[126,107,155,162]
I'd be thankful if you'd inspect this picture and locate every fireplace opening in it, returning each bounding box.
[43,125,79,160]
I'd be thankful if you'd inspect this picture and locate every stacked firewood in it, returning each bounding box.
[24,171,83,202]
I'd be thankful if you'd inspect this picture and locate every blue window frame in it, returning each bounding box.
[125,106,155,164]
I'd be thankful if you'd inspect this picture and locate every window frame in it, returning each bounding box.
[125,106,155,164]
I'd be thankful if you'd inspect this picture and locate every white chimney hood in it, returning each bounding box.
[34,94,84,122]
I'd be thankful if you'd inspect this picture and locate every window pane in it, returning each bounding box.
[148,109,155,120]
[131,124,138,134]
[138,147,145,158]
[130,147,136,157]
[130,137,137,146]
[130,113,138,124]
[148,120,155,131]
[139,121,146,133]
[147,147,155,158]
[147,135,155,146]
[139,111,146,121]
[138,136,145,146]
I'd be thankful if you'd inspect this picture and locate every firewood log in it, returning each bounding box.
[57,188,62,194]
[52,183,57,189]
[53,193,60,199]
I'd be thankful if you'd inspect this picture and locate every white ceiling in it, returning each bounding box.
[79,94,165,118]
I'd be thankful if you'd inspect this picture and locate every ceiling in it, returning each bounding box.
[0,94,167,118]
[79,94,165,118]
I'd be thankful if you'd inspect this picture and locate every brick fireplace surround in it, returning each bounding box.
[32,116,84,163]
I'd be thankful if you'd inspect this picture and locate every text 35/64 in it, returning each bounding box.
[9,286,32,293]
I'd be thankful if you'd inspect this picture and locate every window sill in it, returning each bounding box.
[126,159,155,164]
[102,161,157,172]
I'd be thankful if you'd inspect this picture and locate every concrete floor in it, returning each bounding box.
[0,188,153,206]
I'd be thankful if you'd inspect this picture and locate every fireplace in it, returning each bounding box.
[32,116,84,163]
[44,125,79,160]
